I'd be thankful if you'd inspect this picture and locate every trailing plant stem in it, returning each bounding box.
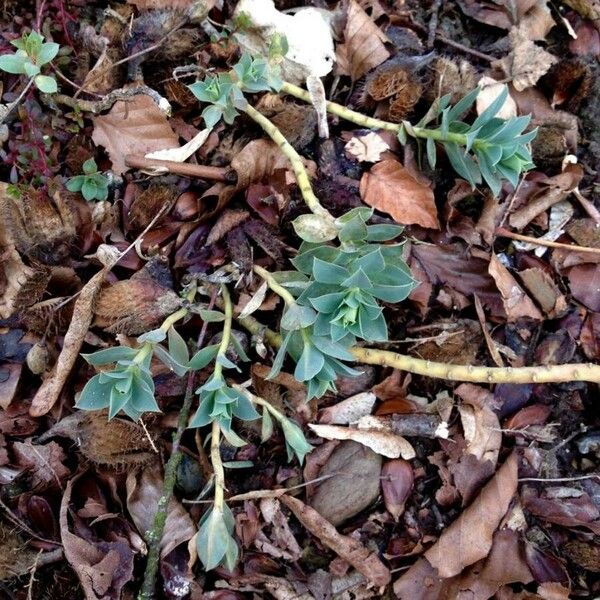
[281,82,477,149]
[280,81,399,132]
[253,265,296,306]
[235,312,600,384]
[211,421,225,510]
[0,78,34,126]
[243,103,334,222]
[137,377,196,600]
[214,285,233,378]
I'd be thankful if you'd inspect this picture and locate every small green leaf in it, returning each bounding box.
[154,345,189,377]
[82,158,97,175]
[76,373,112,411]
[82,346,139,365]
[294,342,324,382]
[365,223,404,242]
[168,326,189,366]
[202,105,223,128]
[189,344,220,370]
[292,214,338,243]
[426,137,436,168]
[66,175,85,192]
[0,53,28,74]
[36,41,59,66]
[261,407,273,441]
[34,74,57,93]
[197,507,230,570]
[81,177,98,201]
[199,309,225,323]
[137,329,167,344]
[280,304,317,330]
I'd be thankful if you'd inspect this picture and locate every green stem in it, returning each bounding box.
[280,81,400,132]
[242,103,335,222]
[211,421,225,510]
[137,378,196,600]
[253,265,296,306]
[280,81,471,148]
[213,284,233,378]
[235,312,600,385]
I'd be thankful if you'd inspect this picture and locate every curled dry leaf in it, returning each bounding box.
[381,459,413,520]
[60,478,135,600]
[424,452,519,578]
[145,127,211,162]
[488,254,543,321]
[345,132,390,163]
[29,269,107,417]
[360,159,439,229]
[309,419,415,459]
[308,440,381,526]
[455,383,502,466]
[493,28,558,91]
[280,494,391,587]
[92,94,179,175]
[126,466,196,557]
[457,0,555,41]
[12,440,70,490]
[318,391,376,424]
[336,0,390,80]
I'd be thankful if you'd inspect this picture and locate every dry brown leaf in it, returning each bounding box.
[519,268,567,318]
[360,159,439,229]
[92,94,179,175]
[12,440,70,490]
[488,254,543,321]
[127,0,210,10]
[381,459,413,520]
[454,383,502,466]
[126,465,196,557]
[336,0,390,81]
[309,419,415,459]
[60,478,134,599]
[424,452,519,578]
[29,269,107,417]
[494,29,557,91]
[206,209,250,245]
[280,494,391,587]
[345,132,390,162]
[319,392,376,424]
[457,0,555,41]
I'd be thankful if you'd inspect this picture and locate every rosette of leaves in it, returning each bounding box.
[197,504,238,571]
[292,208,416,345]
[403,85,536,196]
[188,53,282,128]
[0,30,59,93]
[66,158,109,201]
[76,346,159,421]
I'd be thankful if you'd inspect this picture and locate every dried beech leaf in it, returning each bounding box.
[126,466,196,557]
[30,269,107,417]
[360,159,439,229]
[12,440,70,490]
[60,478,134,599]
[92,94,179,175]
[309,419,415,459]
[455,383,502,466]
[280,494,391,587]
[336,0,390,80]
[424,453,519,578]
[319,391,376,424]
[345,132,390,162]
[493,29,558,91]
[488,254,543,321]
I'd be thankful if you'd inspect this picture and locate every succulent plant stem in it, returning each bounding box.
[253,265,296,306]
[243,103,335,223]
[280,81,471,147]
[235,312,600,385]
[213,284,233,378]
[211,420,225,511]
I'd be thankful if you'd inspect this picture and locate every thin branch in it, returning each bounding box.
[125,154,235,183]
[496,227,600,255]
[0,78,34,126]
